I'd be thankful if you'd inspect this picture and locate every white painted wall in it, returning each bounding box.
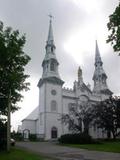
[45,113,63,140]
[44,82,63,139]
[39,83,45,113]
[38,113,45,135]
[45,83,62,113]
[62,97,76,113]
[22,120,36,134]
[21,78,111,140]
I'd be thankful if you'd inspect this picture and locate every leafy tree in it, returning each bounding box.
[107,1,120,55]
[93,96,120,139]
[0,21,31,116]
[61,102,94,135]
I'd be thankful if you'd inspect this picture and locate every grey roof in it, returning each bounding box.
[38,77,64,87]
[22,106,39,121]
[100,89,113,95]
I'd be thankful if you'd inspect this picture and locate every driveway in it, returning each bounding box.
[16,141,120,160]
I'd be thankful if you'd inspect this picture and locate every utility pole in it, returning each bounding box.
[7,90,11,152]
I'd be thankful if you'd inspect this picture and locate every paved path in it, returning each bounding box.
[16,142,120,160]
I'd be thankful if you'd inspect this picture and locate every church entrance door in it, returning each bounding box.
[23,129,30,140]
[51,127,57,139]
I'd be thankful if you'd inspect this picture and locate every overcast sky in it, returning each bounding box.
[0,0,119,131]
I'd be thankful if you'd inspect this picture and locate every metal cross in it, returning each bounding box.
[48,14,54,20]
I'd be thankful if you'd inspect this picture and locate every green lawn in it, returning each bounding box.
[63,141,120,153]
[0,148,49,160]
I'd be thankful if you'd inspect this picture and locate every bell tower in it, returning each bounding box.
[92,40,112,98]
[42,15,61,80]
[37,16,64,140]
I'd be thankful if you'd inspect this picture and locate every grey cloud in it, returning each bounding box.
[1,0,120,130]
[0,0,119,94]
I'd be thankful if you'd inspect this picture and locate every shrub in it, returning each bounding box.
[29,134,37,141]
[13,132,23,141]
[58,133,94,144]
[0,138,6,151]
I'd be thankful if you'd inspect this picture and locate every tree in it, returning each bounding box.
[61,102,94,135]
[0,21,31,116]
[93,96,120,139]
[0,119,7,151]
[107,1,120,55]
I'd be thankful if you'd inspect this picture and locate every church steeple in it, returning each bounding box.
[47,16,54,45]
[95,40,102,66]
[40,16,63,85]
[78,66,83,85]
[93,41,112,96]
[45,15,56,56]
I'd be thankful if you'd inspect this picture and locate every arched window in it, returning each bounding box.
[51,100,57,112]
[50,61,56,71]
[68,103,73,112]
[68,103,76,113]
[51,127,57,138]
[51,46,54,52]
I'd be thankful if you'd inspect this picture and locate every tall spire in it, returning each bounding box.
[47,14,54,45]
[95,40,102,66]
[93,41,112,97]
[40,16,63,85]
[45,15,56,55]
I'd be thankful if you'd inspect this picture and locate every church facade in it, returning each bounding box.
[21,18,112,140]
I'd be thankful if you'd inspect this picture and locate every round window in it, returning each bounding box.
[51,89,57,95]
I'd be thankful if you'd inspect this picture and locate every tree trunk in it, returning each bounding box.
[112,131,116,139]
[107,131,111,139]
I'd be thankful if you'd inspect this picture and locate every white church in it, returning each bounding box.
[20,18,112,140]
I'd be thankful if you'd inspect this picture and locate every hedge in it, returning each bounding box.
[58,133,94,144]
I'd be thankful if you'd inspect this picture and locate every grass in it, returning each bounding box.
[62,141,120,153]
[0,147,49,160]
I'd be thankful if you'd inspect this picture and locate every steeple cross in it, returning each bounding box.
[48,14,54,21]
